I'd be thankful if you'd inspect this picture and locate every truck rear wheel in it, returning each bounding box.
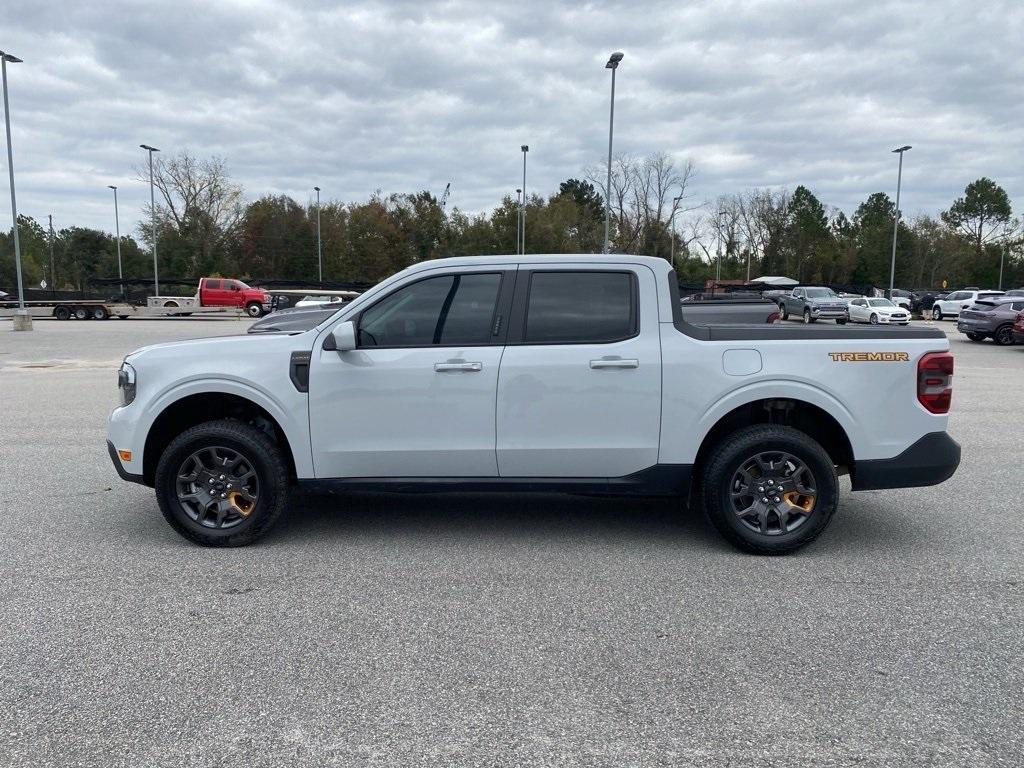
[245,301,264,318]
[73,306,90,320]
[92,306,109,320]
[700,425,838,555]
[154,419,290,547]
[53,306,71,321]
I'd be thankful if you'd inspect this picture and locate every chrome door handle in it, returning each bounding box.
[434,362,482,372]
[589,358,639,369]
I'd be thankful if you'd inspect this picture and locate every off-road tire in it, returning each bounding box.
[700,425,838,555]
[155,419,290,547]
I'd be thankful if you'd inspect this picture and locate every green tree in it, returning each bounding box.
[941,178,1015,256]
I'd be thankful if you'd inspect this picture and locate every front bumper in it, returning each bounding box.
[851,432,960,491]
[810,308,849,320]
[107,440,147,485]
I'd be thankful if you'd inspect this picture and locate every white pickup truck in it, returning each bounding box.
[107,255,960,554]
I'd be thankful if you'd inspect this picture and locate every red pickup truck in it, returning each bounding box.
[199,278,270,317]
[153,278,271,317]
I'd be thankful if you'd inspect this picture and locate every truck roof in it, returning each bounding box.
[402,253,673,275]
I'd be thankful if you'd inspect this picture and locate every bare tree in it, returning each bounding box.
[139,151,244,270]
[587,152,699,257]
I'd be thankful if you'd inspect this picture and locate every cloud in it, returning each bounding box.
[1,0,1022,237]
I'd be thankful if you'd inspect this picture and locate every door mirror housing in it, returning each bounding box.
[326,320,357,351]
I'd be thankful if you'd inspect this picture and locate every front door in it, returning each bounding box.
[495,265,662,478]
[309,267,514,478]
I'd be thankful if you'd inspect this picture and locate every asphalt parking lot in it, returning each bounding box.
[1,317,1022,767]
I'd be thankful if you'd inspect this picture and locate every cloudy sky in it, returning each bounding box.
[3,0,1023,236]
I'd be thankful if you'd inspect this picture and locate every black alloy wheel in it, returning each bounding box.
[701,425,838,555]
[175,446,260,530]
[155,419,289,546]
[994,325,1015,346]
[728,451,818,537]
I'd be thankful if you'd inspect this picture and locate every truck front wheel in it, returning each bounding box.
[700,425,838,555]
[154,419,290,547]
[245,302,264,318]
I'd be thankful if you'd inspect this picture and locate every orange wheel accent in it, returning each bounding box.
[782,490,815,512]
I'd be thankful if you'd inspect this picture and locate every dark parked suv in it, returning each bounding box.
[956,296,1024,345]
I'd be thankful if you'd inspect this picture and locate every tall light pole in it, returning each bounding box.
[314,186,322,283]
[515,188,522,254]
[108,186,124,299]
[47,214,55,296]
[603,51,624,254]
[140,144,160,295]
[520,145,528,254]
[717,210,726,285]
[1,49,30,330]
[998,241,1006,290]
[669,194,683,268]
[888,145,911,296]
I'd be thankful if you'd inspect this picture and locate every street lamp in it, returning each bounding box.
[520,145,528,255]
[108,186,124,299]
[140,144,160,296]
[1,49,30,331]
[888,145,911,296]
[515,188,522,254]
[669,194,683,269]
[314,186,322,283]
[603,51,624,254]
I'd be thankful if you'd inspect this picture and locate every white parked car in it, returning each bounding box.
[931,290,1003,320]
[847,298,911,325]
[294,295,346,308]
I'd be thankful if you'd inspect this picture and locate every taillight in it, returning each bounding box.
[767,311,780,324]
[917,352,953,414]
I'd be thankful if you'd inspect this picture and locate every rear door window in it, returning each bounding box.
[523,271,636,344]
[206,279,222,289]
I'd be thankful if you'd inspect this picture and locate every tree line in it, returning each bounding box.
[2,150,1021,294]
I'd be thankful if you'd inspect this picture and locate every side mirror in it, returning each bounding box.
[326,320,357,352]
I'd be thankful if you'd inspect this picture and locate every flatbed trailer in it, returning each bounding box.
[0,300,247,320]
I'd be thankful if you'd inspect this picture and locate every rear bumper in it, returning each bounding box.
[1013,330,1024,344]
[851,432,960,491]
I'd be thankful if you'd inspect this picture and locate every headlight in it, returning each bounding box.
[117,362,137,406]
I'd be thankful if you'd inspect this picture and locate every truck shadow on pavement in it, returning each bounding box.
[251,487,922,556]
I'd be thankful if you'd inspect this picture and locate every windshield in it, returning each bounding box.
[804,288,837,298]
[868,299,895,307]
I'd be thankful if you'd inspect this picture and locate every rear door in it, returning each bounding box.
[201,279,230,306]
[495,264,662,478]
